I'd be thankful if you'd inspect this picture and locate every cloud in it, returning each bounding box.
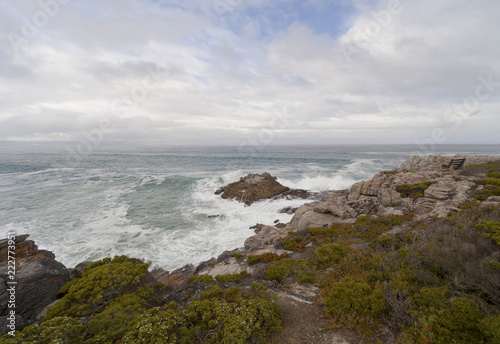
[0,0,499,145]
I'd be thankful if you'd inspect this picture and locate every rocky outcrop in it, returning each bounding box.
[398,154,500,172]
[288,155,499,231]
[216,173,312,205]
[0,235,70,335]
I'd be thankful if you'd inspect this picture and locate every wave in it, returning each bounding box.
[278,174,357,192]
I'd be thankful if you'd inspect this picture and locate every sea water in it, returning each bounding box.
[1,144,498,271]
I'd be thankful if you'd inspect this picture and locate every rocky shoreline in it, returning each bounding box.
[2,154,500,342]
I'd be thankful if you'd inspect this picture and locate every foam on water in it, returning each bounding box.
[278,174,357,192]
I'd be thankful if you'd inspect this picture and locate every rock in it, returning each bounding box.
[378,188,402,206]
[348,181,363,201]
[290,207,341,232]
[216,173,290,205]
[159,264,195,289]
[424,180,457,200]
[244,225,285,251]
[278,206,298,215]
[398,155,500,172]
[0,235,70,335]
[486,196,500,202]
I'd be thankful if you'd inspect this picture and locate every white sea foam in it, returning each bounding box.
[278,174,357,192]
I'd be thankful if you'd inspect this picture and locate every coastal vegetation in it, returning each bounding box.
[1,258,282,343]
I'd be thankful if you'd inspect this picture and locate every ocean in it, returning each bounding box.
[1,144,499,271]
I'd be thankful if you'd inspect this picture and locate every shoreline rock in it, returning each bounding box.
[0,235,70,335]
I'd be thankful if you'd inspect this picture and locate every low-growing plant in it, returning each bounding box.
[265,258,315,283]
[322,278,387,336]
[247,252,288,265]
[396,181,433,198]
[310,242,346,270]
[230,252,243,259]
[214,270,251,283]
[0,317,86,344]
[477,220,500,245]
[432,297,486,344]
[281,236,307,252]
[46,255,150,319]
[86,293,146,343]
[121,283,282,344]
[188,274,215,285]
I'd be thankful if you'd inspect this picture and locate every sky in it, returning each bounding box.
[1,0,499,147]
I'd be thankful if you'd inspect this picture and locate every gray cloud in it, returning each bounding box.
[0,0,499,145]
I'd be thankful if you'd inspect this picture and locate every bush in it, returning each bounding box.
[310,243,346,270]
[411,286,450,315]
[396,181,432,198]
[188,274,215,285]
[432,297,486,344]
[323,279,387,335]
[0,317,86,344]
[86,293,146,343]
[477,220,500,245]
[214,270,251,284]
[479,314,500,343]
[247,252,287,265]
[47,255,150,319]
[121,284,282,344]
[265,258,315,283]
[281,236,307,252]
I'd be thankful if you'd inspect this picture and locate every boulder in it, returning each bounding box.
[424,180,457,200]
[216,173,290,205]
[244,225,285,252]
[0,235,69,335]
[378,188,402,206]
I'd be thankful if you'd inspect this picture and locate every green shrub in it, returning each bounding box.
[281,236,307,252]
[265,258,315,283]
[477,220,500,245]
[121,284,282,344]
[247,252,287,265]
[121,305,188,343]
[188,274,215,285]
[323,279,387,335]
[411,286,450,315]
[0,317,86,344]
[432,297,486,344]
[47,255,149,318]
[396,181,432,198]
[230,252,243,259]
[479,314,500,343]
[310,243,346,270]
[214,270,251,284]
[87,293,146,343]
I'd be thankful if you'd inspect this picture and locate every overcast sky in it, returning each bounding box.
[1,0,499,146]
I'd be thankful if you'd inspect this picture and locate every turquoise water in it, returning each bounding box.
[0,144,498,270]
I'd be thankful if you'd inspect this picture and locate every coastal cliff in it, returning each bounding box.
[2,155,500,343]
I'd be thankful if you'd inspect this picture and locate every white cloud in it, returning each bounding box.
[0,0,499,145]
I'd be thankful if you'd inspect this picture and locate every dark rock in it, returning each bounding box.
[279,206,298,215]
[0,235,70,335]
[216,173,290,205]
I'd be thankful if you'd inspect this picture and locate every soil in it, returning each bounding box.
[269,294,353,344]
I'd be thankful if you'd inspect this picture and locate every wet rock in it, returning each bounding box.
[216,173,290,205]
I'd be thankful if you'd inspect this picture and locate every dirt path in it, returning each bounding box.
[269,293,352,344]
